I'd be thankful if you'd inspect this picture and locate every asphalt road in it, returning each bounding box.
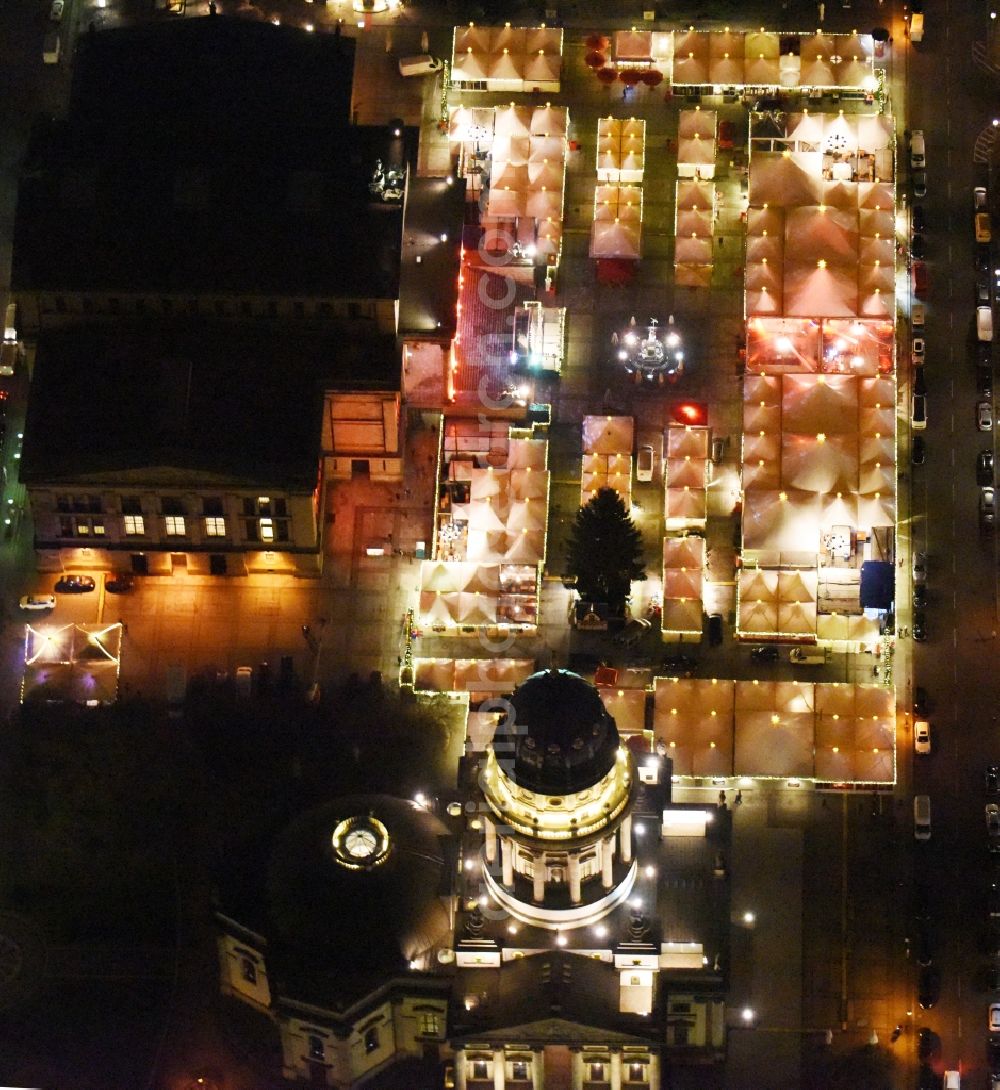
[904,0,1000,1085]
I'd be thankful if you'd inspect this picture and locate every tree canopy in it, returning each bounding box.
[565,487,646,614]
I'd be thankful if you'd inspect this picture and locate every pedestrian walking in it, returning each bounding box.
[718,789,727,806]
[420,29,429,52]
[735,789,743,806]
[818,1,825,21]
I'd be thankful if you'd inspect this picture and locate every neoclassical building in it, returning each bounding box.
[478,668,639,928]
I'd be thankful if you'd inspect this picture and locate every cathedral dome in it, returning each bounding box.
[492,669,621,794]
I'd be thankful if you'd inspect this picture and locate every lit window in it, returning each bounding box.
[419,1013,439,1036]
[165,516,186,536]
[260,517,274,542]
[363,1026,380,1054]
[204,517,226,537]
[589,1062,606,1081]
[308,1034,324,1061]
[76,521,90,535]
[123,515,145,536]
[92,520,105,536]
[511,1060,529,1079]
[471,1060,489,1079]
[627,1062,645,1081]
[239,957,257,984]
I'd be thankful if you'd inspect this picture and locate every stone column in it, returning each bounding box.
[533,1047,545,1089]
[455,1052,468,1090]
[532,855,546,903]
[610,1050,622,1090]
[568,1047,582,1090]
[501,837,514,888]
[493,1048,505,1090]
[484,816,497,864]
[602,835,615,889]
[568,854,582,904]
[620,814,633,864]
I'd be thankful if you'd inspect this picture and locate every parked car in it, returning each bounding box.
[749,645,779,662]
[977,186,990,212]
[614,617,652,646]
[990,881,1000,918]
[980,402,995,431]
[49,0,64,20]
[990,1003,1000,1032]
[980,370,995,401]
[19,594,56,610]
[912,258,929,297]
[983,486,997,531]
[912,435,926,466]
[987,803,1000,849]
[661,653,697,676]
[913,551,928,584]
[989,765,1000,794]
[918,1026,940,1063]
[911,391,928,430]
[105,572,135,594]
[913,584,928,608]
[980,342,995,367]
[914,366,927,396]
[980,450,996,486]
[912,335,926,363]
[919,965,941,1009]
[913,171,928,199]
[707,613,724,646]
[912,204,927,232]
[979,270,993,304]
[913,611,928,641]
[636,445,655,482]
[914,719,931,755]
[911,233,926,259]
[55,574,96,593]
[914,685,929,715]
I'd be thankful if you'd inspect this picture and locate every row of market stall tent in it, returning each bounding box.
[451,24,564,92]
[581,415,633,505]
[661,535,705,639]
[587,28,874,91]
[673,110,721,287]
[652,676,894,782]
[449,103,569,265]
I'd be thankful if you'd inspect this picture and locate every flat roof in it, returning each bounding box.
[13,20,420,298]
[20,321,397,488]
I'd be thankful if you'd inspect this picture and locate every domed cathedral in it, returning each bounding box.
[477,668,640,927]
[452,669,728,1090]
[215,794,457,1089]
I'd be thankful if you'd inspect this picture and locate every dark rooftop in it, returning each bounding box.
[13,20,419,298]
[20,321,397,487]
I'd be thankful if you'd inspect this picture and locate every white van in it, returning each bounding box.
[398,54,443,77]
[3,302,16,343]
[914,794,932,840]
[636,445,654,482]
[944,1072,960,1090]
[978,305,994,342]
[911,302,926,329]
[910,129,926,170]
[910,11,924,42]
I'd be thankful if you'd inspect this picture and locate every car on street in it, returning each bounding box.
[914,719,931,755]
[707,613,724,645]
[717,120,736,149]
[979,270,993,304]
[983,487,997,531]
[912,204,927,232]
[991,1003,1000,1032]
[914,366,927,396]
[19,594,56,610]
[918,1027,940,1063]
[916,916,934,966]
[977,186,990,212]
[911,233,926,259]
[979,402,995,431]
[105,572,134,594]
[989,765,1000,794]
[912,435,926,466]
[913,584,927,609]
[912,391,928,430]
[913,612,927,641]
[912,336,926,363]
[990,881,1000,917]
[913,171,928,199]
[988,804,1000,850]
[919,965,941,1009]
[636,445,654,482]
[980,370,995,401]
[981,342,994,367]
[749,645,779,662]
[912,258,929,297]
[914,686,929,715]
[660,653,697,675]
[980,450,996,486]
[54,574,96,593]
[913,551,927,584]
